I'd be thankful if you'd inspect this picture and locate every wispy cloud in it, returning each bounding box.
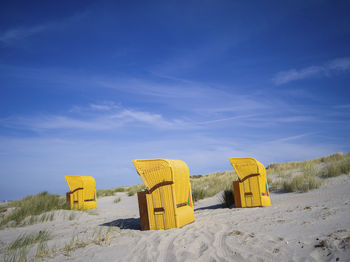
[273,57,350,85]
[333,104,350,109]
[0,130,340,199]
[0,106,190,132]
[268,133,314,143]
[197,114,260,125]
[0,25,50,44]
[0,12,88,45]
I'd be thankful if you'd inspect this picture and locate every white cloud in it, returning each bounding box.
[334,104,350,109]
[328,57,350,71]
[0,132,341,200]
[273,57,350,85]
[89,103,119,111]
[0,107,191,132]
[0,12,88,45]
[0,25,50,44]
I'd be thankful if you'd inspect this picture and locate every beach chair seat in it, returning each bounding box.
[65,176,97,210]
[133,159,194,230]
[229,158,271,208]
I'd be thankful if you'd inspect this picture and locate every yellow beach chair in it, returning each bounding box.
[65,176,97,210]
[133,159,195,230]
[229,158,271,208]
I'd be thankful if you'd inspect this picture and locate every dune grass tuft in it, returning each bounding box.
[126,184,145,196]
[96,186,126,197]
[7,230,51,251]
[0,191,68,228]
[190,171,237,202]
[220,188,235,208]
[267,152,350,193]
[64,227,112,256]
[96,184,145,197]
[35,241,52,259]
[2,247,28,262]
[266,152,345,173]
[282,174,321,193]
[320,157,350,178]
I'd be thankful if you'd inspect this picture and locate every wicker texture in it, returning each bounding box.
[65,176,97,210]
[229,158,271,208]
[133,159,194,230]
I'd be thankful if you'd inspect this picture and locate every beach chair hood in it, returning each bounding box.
[133,159,194,230]
[65,176,96,210]
[229,157,271,207]
[229,157,265,181]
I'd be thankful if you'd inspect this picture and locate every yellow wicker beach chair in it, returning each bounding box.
[65,176,97,210]
[133,159,195,230]
[229,158,271,208]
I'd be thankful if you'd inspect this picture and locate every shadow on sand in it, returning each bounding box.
[100,217,141,230]
[194,203,224,211]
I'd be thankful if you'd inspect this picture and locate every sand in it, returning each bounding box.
[1,175,350,262]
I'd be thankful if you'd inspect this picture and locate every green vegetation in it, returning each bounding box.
[35,241,52,259]
[3,227,115,261]
[220,188,235,208]
[68,212,76,221]
[96,186,126,197]
[190,171,237,202]
[190,174,202,179]
[320,157,350,178]
[3,230,51,262]
[0,191,68,228]
[267,152,350,193]
[282,174,321,193]
[64,227,113,256]
[96,184,145,197]
[2,248,28,262]
[7,230,51,251]
[126,184,145,196]
[266,152,346,175]
[114,197,121,204]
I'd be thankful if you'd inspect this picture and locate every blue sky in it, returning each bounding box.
[1,1,350,200]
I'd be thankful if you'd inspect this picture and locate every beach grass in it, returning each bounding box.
[190,171,237,202]
[64,227,113,256]
[266,152,346,174]
[2,248,28,262]
[0,191,68,228]
[267,152,350,193]
[7,230,51,251]
[220,188,235,208]
[282,174,321,193]
[126,184,145,196]
[96,186,126,197]
[320,157,350,178]
[96,184,145,197]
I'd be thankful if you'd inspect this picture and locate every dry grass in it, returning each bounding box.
[64,227,113,256]
[96,186,126,197]
[267,152,345,174]
[320,157,350,178]
[0,191,68,228]
[2,248,28,262]
[3,230,51,262]
[190,171,237,202]
[267,152,350,193]
[282,174,321,193]
[126,184,145,196]
[96,184,145,197]
[7,230,51,251]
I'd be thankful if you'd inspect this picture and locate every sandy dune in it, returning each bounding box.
[1,175,350,261]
